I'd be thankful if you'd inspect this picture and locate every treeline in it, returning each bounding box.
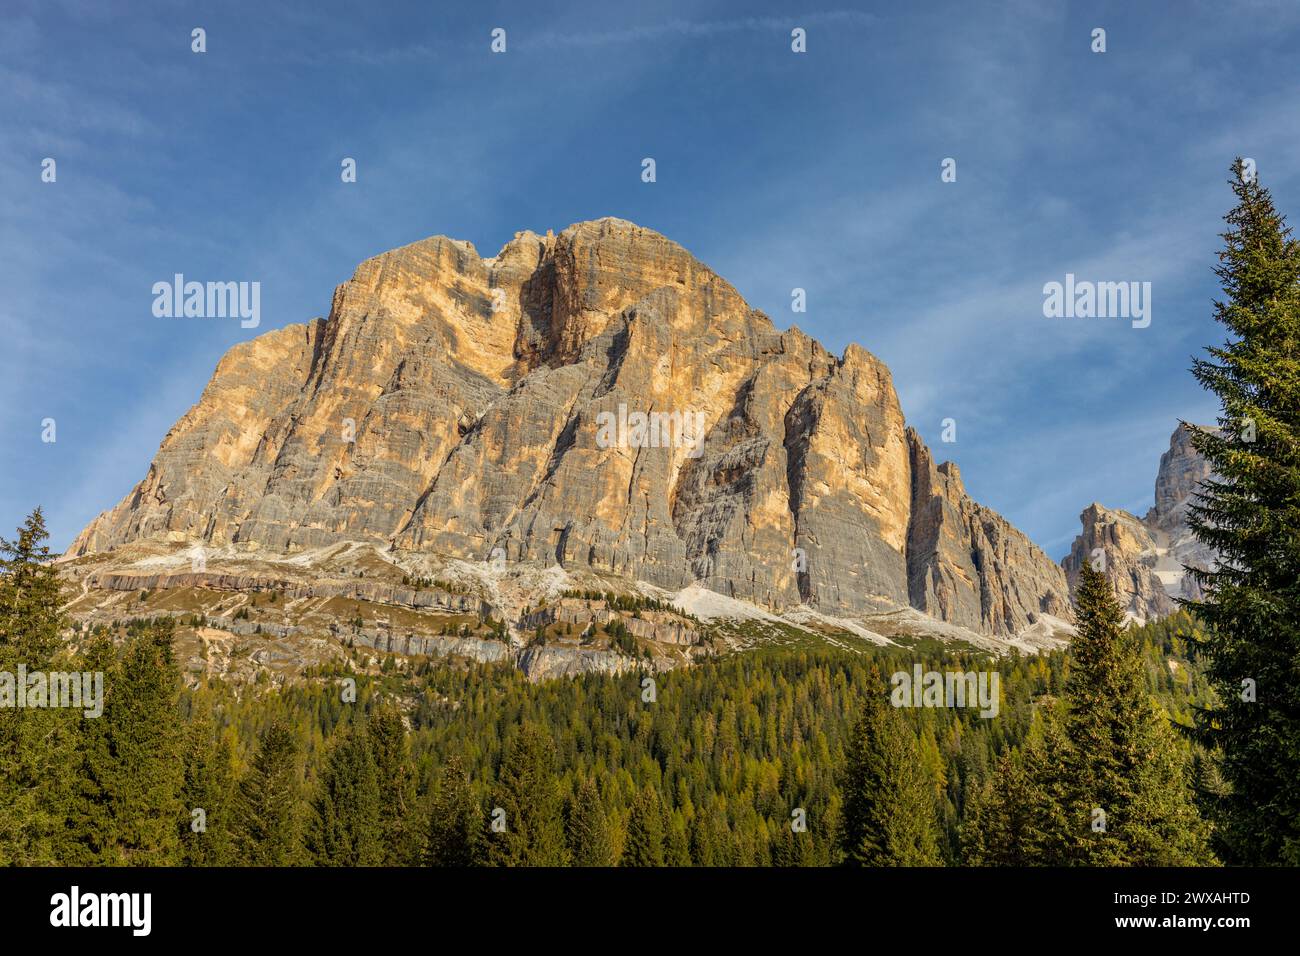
[556,589,699,621]
[1,508,1225,867]
[958,565,1215,865]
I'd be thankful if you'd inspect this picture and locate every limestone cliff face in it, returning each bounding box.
[1147,423,1216,534]
[1063,503,1174,620]
[1062,424,1218,621]
[906,433,1070,633]
[70,218,1068,635]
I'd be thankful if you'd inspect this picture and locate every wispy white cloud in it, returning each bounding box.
[525,11,873,49]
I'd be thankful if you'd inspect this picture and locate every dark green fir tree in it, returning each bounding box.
[234,721,305,866]
[621,785,666,867]
[565,777,615,867]
[837,688,942,866]
[425,756,484,867]
[1187,160,1300,865]
[485,724,568,866]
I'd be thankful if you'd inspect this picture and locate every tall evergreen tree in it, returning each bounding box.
[665,809,692,867]
[307,720,383,866]
[837,689,942,866]
[425,757,484,866]
[0,508,72,865]
[0,508,64,666]
[234,721,305,865]
[565,777,614,867]
[1058,564,1214,865]
[962,713,1070,866]
[621,785,666,867]
[1187,159,1300,865]
[369,705,419,865]
[67,621,185,865]
[180,713,236,866]
[688,809,723,866]
[486,724,568,866]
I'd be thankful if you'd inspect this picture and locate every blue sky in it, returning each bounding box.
[3,0,1299,559]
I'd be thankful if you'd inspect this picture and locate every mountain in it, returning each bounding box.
[1062,424,1218,621]
[62,219,1075,678]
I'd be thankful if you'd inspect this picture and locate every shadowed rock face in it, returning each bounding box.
[1063,504,1174,621]
[1062,424,1219,621]
[907,436,1071,633]
[70,218,1068,635]
[1147,423,1216,533]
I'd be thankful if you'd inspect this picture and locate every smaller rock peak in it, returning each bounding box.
[839,342,889,371]
[562,216,645,233]
[936,461,965,494]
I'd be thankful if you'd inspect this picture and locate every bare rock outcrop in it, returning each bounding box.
[906,431,1071,634]
[1063,424,1219,620]
[70,218,1070,636]
[1063,503,1173,620]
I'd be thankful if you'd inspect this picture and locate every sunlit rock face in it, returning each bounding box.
[1063,424,1219,622]
[70,218,1068,636]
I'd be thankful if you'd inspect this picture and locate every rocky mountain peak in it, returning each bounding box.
[1147,423,1216,531]
[1063,424,1218,621]
[68,219,1070,640]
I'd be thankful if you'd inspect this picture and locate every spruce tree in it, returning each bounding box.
[0,508,64,666]
[773,823,800,867]
[1187,159,1300,865]
[961,712,1070,867]
[486,724,568,866]
[665,810,692,867]
[0,508,72,865]
[565,777,614,867]
[234,721,305,865]
[837,688,942,866]
[621,785,666,867]
[67,621,185,865]
[180,713,236,866]
[1060,564,1214,865]
[425,757,484,866]
[368,706,419,865]
[688,810,722,866]
[307,721,383,866]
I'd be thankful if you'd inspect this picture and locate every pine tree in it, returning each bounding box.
[1187,159,1300,865]
[0,508,64,666]
[837,689,942,866]
[621,785,666,866]
[665,810,692,867]
[962,714,1070,867]
[688,809,722,866]
[425,757,484,866]
[0,508,73,865]
[307,720,383,865]
[368,706,419,865]
[66,621,185,865]
[1060,564,1214,865]
[180,713,236,866]
[773,823,800,867]
[234,721,305,865]
[565,777,614,867]
[486,724,568,866]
